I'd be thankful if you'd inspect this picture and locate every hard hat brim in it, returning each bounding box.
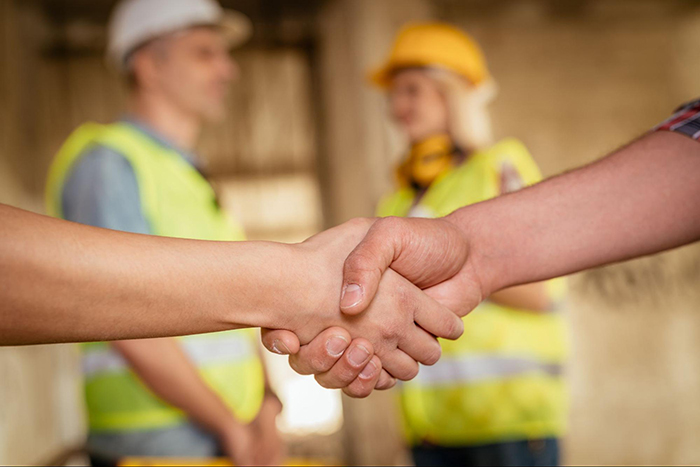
[108,9,252,73]
[368,61,427,89]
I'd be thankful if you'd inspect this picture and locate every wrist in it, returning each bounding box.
[283,242,339,341]
[263,390,284,415]
[444,204,503,296]
[221,241,311,331]
[214,413,245,438]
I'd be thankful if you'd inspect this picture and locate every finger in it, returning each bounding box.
[381,348,420,381]
[287,327,351,375]
[412,287,464,340]
[424,275,483,318]
[315,338,374,389]
[375,369,397,390]
[341,217,405,315]
[261,328,300,355]
[341,356,383,398]
[398,325,442,366]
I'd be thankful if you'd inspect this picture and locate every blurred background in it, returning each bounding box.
[2,0,700,465]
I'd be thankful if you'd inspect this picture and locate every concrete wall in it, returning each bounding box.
[439,1,700,464]
[318,0,700,464]
[4,0,700,464]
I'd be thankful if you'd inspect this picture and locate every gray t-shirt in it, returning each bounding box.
[61,120,197,233]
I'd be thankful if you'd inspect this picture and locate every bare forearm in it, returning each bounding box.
[449,131,700,293]
[489,282,551,311]
[113,338,240,434]
[0,204,301,345]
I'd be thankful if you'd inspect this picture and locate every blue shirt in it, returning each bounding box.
[61,119,199,234]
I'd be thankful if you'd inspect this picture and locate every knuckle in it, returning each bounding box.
[377,216,405,235]
[346,250,378,274]
[380,321,401,342]
[347,217,373,230]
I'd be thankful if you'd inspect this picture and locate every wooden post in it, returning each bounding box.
[316,1,433,463]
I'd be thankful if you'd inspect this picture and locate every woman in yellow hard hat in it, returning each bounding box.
[370,22,569,467]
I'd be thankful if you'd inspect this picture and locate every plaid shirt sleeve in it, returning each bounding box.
[654,98,700,140]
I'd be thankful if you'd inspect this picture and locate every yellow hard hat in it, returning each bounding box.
[369,22,489,88]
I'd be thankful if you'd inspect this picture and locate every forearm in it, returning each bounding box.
[113,338,242,434]
[0,204,302,345]
[489,282,551,311]
[449,131,700,293]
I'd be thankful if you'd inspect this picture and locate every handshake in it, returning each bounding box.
[255,215,486,398]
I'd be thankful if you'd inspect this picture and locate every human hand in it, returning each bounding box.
[272,218,464,381]
[250,394,285,466]
[340,215,485,318]
[218,419,256,466]
[262,326,397,398]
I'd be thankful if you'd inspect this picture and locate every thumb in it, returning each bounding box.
[341,218,403,315]
[261,328,300,355]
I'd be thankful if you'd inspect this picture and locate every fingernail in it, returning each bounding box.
[359,360,378,379]
[340,284,363,309]
[271,339,290,355]
[348,344,370,366]
[326,335,349,357]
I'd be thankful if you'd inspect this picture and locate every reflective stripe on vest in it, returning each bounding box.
[412,355,562,387]
[83,336,257,378]
[46,122,264,431]
[378,138,569,446]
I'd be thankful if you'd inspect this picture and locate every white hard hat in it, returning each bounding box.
[107,0,252,72]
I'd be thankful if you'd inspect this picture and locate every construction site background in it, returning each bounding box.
[2,0,700,465]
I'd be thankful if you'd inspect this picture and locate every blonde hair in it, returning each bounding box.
[425,68,498,151]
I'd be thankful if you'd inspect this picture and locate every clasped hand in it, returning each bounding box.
[260,216,485,398]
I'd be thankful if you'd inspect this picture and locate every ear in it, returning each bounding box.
[130,49,158,91]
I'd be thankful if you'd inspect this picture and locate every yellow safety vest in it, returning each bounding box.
[378,138,569,446]
[46,122,265,432]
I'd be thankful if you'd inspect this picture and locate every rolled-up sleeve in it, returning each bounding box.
[654,99,700,141]
[61,145,152,235]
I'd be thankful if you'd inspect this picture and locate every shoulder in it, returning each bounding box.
[61,144,149,233]
[66,144,136,190]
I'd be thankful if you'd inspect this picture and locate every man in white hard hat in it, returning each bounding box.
[45,0,283,464]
